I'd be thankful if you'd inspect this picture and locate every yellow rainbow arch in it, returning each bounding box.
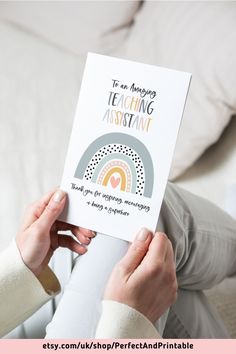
[102,167,126,191]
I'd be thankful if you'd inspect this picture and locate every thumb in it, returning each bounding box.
[118,228,153,275]
[34,189,67,232]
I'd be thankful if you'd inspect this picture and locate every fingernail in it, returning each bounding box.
[91,231,97,237]
[137,227,151,241]
[53,190,66,203]
[86,237,91,245]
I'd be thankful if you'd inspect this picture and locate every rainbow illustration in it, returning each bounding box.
[74,133,154,198]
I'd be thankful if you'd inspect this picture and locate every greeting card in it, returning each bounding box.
[60,53,191,242]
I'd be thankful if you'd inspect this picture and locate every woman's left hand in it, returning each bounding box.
[16,188,95,276]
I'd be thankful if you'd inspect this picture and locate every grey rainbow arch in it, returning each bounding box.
[74,132,154,198]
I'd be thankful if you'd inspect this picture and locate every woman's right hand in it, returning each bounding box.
[104,228,177,323]
[16,189,95,277]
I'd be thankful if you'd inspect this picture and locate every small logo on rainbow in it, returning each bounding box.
[74,133,154,198]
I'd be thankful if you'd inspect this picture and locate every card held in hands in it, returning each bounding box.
[60,53,191,242]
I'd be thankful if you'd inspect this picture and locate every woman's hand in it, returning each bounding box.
[104,228,177,323]
[16,189,95,277]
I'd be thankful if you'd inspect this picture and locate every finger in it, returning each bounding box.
[77,226,96,238]
[73,232,92,245]
[56,229,91,245]
[20,188,57,231]
[141,232,169,268]
[58,235,87,254]
[118,228,153,275]
[53,222,93,245]
[55,221,96,238]
[70,227,95,243]
[34,189,67,232]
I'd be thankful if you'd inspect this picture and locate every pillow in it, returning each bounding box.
[116,1,236,179]
[0,1,141,56]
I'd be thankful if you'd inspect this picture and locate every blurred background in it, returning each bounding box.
[0,0,236,338]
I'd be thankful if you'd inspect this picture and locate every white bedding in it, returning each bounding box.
[0,21,84,250]
[177,116,236,209]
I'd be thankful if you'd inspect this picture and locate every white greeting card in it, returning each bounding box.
[60,53,191,242]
